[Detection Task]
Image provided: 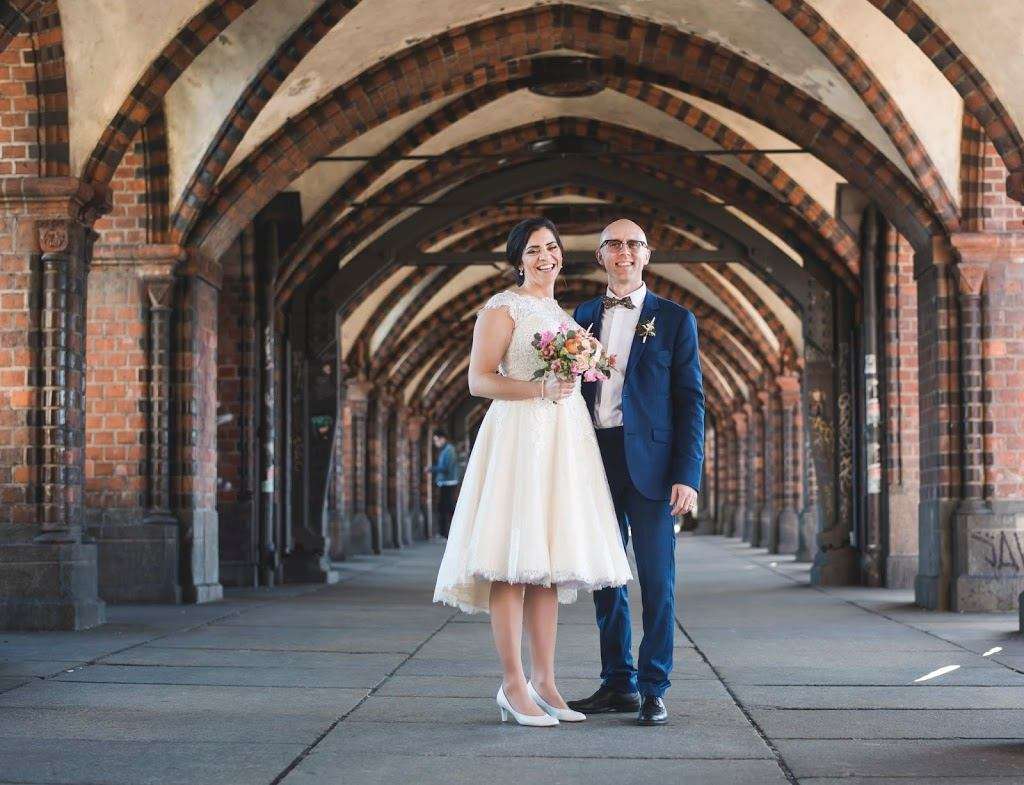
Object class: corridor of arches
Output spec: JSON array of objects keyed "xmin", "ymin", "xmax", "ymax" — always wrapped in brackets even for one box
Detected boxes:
[{"xmin": 1, "ymin": 0, "xmax": 1023, "ymax": 631}]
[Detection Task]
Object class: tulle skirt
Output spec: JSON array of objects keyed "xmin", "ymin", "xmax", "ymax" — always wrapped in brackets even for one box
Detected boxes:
[{"xmin": 433, "ymin": 391, "xmax": 632, "ymax": 614}]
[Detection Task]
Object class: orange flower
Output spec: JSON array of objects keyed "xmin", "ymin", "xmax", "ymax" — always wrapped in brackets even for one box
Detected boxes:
[{"xmin": 563, "ymin": 337, "xmax": 582, "ymax": 355}]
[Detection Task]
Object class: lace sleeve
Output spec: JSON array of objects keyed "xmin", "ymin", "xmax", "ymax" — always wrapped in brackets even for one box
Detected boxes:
[{"xmin": 480, "ymin": 290, "xmax": 519, "ymax": 324}]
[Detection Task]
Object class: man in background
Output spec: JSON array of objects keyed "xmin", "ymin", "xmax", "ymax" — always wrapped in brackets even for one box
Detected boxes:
[{"xmin": 426, "ymin": 430, "xmax": 459, "ymax": 539}]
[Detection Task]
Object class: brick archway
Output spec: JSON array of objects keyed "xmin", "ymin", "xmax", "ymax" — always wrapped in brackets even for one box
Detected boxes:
[
  {"xmin": 181, "ymin": 4, "xmax": 945, "ymax": 261},
  {"xmin": 277, "ymin": 78, "xmax": 860, "ymax": 300},
  {"xmin": 277, "ymin": 120, "xmax": 853, "ymax": 308}
]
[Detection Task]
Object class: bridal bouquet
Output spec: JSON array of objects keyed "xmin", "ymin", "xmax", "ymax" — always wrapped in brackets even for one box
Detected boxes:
[{"xmin": 531, "ymin": 322, "xmax": 617, "ymax": 386}]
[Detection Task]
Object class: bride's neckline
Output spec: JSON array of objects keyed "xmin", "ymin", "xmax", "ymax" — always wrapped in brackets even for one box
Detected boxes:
[{"xmin": 513, "ymin": 289, "xmax": 557, "ymax": 303}]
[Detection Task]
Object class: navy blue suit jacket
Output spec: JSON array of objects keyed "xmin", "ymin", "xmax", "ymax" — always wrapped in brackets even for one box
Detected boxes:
[{"xmin": 574, "ymin": 290, "xmax": 705, "ymax": 501}]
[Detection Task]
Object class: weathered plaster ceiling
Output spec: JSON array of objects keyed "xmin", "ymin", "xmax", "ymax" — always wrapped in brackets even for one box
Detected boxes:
[
  {"xmin": 918, "ymin": 0, "xmax": 1024, "ymax": 139},
  {"xmin": 62, "ymin": 0, "xmax": 211, "ymax": 173},
  {"xmin": 214, "ymin": 0, "xmax": 908, "ymax": 183}
]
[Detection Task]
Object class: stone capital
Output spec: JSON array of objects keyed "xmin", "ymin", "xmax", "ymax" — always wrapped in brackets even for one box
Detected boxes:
[
  {"xmin": 0, "ymin": 177, "xmax": 110, "ymax": 228},
  {"xmin": 731, "ymin": 411, "xmax": 748, "ymax": 436},
  {"xmin": 178, "ymin": 247, "xmax": 223, "ymax": 291},
  {"xmin": 344, "ymin": 378, "xmax": 374, "ymax": 402},
  {"xmin": 92, "ymin": 243, "xmax": 187, "ymax": 279},
  {"xmin": 776, "ymin": 374, "xmax": 801, "ymax": 407},
  {"xmin": 952, "ymin": 262, "xmax": 986, "ymax": 297},
  {"xmin": 951, "ymin": 231, "xmax": 1024, "ymax": 265}
]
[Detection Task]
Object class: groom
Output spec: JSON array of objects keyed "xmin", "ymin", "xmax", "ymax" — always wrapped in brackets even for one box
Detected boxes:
[{"xmin": 568, "ymin": 219, "xmax": 705, "ymax": 725}]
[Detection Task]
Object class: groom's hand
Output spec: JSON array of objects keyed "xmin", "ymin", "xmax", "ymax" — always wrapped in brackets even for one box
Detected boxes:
[{"xmin": 670, "ymin": 484, "xmax": 697, "ymax": 516}]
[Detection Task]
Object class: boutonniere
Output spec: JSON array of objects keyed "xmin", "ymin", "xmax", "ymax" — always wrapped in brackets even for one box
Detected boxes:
[{"xmin": 636, "ymin": 316, "xmax": 656, "ymax": 343}]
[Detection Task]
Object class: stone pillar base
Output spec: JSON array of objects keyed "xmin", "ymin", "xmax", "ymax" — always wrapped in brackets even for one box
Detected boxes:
[
  {"xmin": 694, "ymin": 514, "xmax": 715, "ymax": 535},
  {"xmin": 742, "ymin": 511, "xmax": 756, "ymax": 543},
  {"xmin": 345, "ymin": 512, "xmax": 374, "ymax": 555},
  {"xmin": 179, "ymin": 509, "xmax": 223, "ymax": 604},
  {"xmin": 885, "ymin": 554, "xmax": 918, "ymax": 590},
  {"xmin": 776, "ymin": 509, "xmax": 800, "ymax": 555},
  {"xmin": 795, "ymin": 508, "xmax": 817, "ymax": 562},
  {"xmin": 951, "ymin": 505, "xmax": 1024, "ymax": 612},
  {"xmin": 282, "ymin": 549, "xmax": 341, "ymax": 585},
  {"xmin": 0, "ymin": 541, "xmax": 106, "ymax": 631},
  {"xmin": 811, "ymin": 545, "xmax": 859, "ymax": 585},
  {"xmin": 757, "ymin": 509, "xmax": 774, "ymax": 550},
  {"xmin": 728, "ymin": 506, "xmax": 743, "ymax": 538},
  {"xmin": 87, "ymin": 519, "xmax": 180, "ymax": 604}
]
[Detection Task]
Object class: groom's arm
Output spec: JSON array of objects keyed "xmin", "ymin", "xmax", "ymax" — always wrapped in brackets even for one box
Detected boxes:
[{"xmin": 670, "ymin": 308, "xmax": 705, "ymax": 491}]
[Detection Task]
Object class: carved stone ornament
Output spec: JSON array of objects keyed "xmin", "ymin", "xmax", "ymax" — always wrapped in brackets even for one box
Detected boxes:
[{"xmin": 37, "ymin": 220, "xmax": 70, "ymax": 254}]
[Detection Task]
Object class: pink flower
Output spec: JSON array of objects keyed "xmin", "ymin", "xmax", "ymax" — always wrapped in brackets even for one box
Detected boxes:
[
  {"xmin": 583, "ymin": 369, "xmax": 600, "ymax": 382},
  {"xmin": 538, "ymin": 330, "xmax": 555, "ymax": 348}
]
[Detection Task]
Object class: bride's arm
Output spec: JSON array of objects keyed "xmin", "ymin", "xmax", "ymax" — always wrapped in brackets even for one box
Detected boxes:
[{"xmin": 467, "ymin": 308, "xmax": 572, "ymax": 401}]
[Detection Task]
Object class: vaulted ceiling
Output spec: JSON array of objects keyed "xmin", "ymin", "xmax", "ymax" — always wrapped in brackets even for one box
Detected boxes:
[{"xmin": 42, "ymin": 0, "xmax": 1024, "ymax": 422}]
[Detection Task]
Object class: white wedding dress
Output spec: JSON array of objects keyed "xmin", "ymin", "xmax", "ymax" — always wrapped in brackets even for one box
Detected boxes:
[{"xmin": 433, "ymin": 289, "xmax": 632, "ymax": 614}]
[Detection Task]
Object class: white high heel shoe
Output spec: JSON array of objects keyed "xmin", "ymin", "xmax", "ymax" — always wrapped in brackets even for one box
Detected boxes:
[
  {"xmin": 528, "ymin": 681, "xmax": 587, "ymax": 722},
  {"xmin": 496, "ymin": 684, "xmax": 558, "ymax": 727}
]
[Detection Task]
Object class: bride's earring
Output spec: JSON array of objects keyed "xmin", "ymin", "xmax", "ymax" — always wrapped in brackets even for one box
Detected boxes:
[{"xmin": 516, "ymin": 266, "xmax": 525, "ymax": 286}]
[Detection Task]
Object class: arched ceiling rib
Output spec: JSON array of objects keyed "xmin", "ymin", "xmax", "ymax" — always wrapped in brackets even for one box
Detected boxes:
[{"xmin": 215, "ymin": 0, "xmax": 910, "ymax": 182}]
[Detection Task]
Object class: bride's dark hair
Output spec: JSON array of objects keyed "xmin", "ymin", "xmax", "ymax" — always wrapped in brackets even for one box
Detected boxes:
[{"xmin": 505, "ymin": 217, "xmax": 564, "ymax": 287}]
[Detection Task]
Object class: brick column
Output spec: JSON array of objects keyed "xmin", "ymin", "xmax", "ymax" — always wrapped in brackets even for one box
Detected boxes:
[
  {"xmin": 742, "ymin": 404, "xmax": 759, "ymax": 544},
  {"xmin": 407, "ymin": 415, "xmax": 427, "ymax": 540},
  {"xmin": 343, "ymin": 379, "xmax": 373, "ymax": 554},
  {"xmin": 796, "ymin": 422, "xmax": 819, "ymax": 564},
  {"xmin": 946, "ymin": 233, "xmax": 1024, "ymax": 612},
  {"xmin": 172, "ymin": 254, "xmax": 223, "ymax": 604},
  {"xmin": 730, "ymin": 411, "xmax": 747, "ymax": 539},
  {"xmin": 756, "ymin": 389, "xmax": 775, "ymax": 550},
  {"xmin": 694, "ymin": 420, "xmax": 716, "ymax": 535},
  {"xmin": 776, "ymin": 375, "xmax": 802, "ymax": 554},
  {"xmin": 0, "ymin": 178, "xmax": 107, "ymax": 629},
  {"xmin": 715, "ymin": 426, "xmax": 732, "ymax": 536}
]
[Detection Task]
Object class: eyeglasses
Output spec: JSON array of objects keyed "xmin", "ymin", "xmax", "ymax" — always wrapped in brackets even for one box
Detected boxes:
[{"xmin": 599, "ymin": 239, "xmax": 651, "ymax": 253}]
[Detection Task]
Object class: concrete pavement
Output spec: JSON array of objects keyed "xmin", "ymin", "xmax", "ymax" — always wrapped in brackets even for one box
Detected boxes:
[{"xmin": 2, "ymin": 536, "xmax": 1024, "ymax": 784}]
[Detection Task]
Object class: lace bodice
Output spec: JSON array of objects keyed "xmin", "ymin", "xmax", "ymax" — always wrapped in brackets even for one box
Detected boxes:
[{"xmin": 480, "ymin": 290, "xmax": 579, "ymax": 381}]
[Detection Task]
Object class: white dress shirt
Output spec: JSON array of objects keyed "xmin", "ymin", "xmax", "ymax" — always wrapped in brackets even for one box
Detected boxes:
[{"xmin": 594, "ymin": 283, "xmax": 646, "ymax": 429}]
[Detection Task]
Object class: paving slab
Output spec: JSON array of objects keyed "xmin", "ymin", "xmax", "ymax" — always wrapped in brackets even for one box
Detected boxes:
[
  {"xmin": 730, "ymin": 684, "xmax": 1024, "ymax": 709},
  {"xmin": 774, "ymin": 739, "xmax": 1024, "ymax": 778},
  {"xmin": 50, "ymin": 663, "xmax": 390, "ymax": 689},
  {"xmin": 0, "ymin": 680, "xmax": 366, "ymax": 717},
  {"xmin": 750, "ymin": 708, "xmax": 1024, "ymax": 739},
  {"xmin": 151, "ymin": 625, "xmax": 428, "ymax": 653},
  {"xmin": 313, "ymin": 717, "xmax": 771, "ymax": 760},
  {"xmin": 282, "ymin": 753, "xmax": 790, "ymax": 785},
  {"xmin": 0, "ymin": 738, "xmax": 304, "ymax": 785},
  {"xmin": 0, "ymin": 706, "xmax": 334, "ymax": 742}
]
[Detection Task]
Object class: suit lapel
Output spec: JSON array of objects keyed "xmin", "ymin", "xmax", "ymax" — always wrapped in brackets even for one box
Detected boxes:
[
  {"xmin": 580, "ymin": 297, "xmax": 604, "ymax": 415},
  {"xmin": 624, "ymin": 290, "xmax": 660, "ymax": 381}
]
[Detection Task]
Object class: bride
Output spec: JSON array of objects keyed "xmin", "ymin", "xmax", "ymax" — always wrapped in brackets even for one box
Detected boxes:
[{"xmin": 433, "ymin": 217, "xmax": 632, "ymax": 727}]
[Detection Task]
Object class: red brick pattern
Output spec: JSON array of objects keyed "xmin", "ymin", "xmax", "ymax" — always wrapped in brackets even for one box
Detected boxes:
[
  {"xmin": 0, "ymin": 32, "xmax": 39, "ymax": 177},
  {"xmin": 83, "ymin": 268, "xmax": 147, "ymax": 513},
  {"xmin": 0, "ymin": 212, "xmax": 36, "ymax": 525},
  {"xmin": 982, "ymin": 261, "xmax": 1024, "ymax": 498},
  {"xmin": 882, "ymin": 230, "xmax": 919, "ymax": 491}
]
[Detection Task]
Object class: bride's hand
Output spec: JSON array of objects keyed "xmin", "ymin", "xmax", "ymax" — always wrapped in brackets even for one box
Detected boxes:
[{"xmin": 540, "ymin": 376, "xmax": 575, "ymax": 401}]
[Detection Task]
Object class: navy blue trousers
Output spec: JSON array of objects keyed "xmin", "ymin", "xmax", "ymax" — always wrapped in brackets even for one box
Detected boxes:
[{"xmin": 593, "ymin": 426, "xmax": 677, "ymax": 698}]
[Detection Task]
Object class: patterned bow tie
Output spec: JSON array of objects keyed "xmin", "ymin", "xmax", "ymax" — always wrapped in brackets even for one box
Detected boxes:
[{"xmin": 602, "ymin": 295, "xmax": 636, "ymax": 310}]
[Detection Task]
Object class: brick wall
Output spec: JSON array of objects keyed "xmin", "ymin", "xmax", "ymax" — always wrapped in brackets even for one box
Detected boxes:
[
  {"xmin": 83, "ymin": 268, "xmax": 147, "ymax": 519},
  {"xmin": 882, "ymin": 229, "xmax": 920, "ymax": 587},
  {"xmin": 981, "ymin": 260, "xmax": 1024, "ymax": 499},
  {"xmin": 0, "ymin": 212, "xmax": 35, "ymax": 530},
  {"xmin": 0, "ymin": 33, "xmax": 39, "ymax": 177}
]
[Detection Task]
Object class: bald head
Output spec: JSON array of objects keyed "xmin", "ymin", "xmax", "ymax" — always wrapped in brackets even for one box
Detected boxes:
[
  {"xmin": 597, "ymin": 218, "xmax": 651, "ymax": 295},
  {"xmin": 600, "ymin": 219, "xmax": 647, "ymax": 245}
]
